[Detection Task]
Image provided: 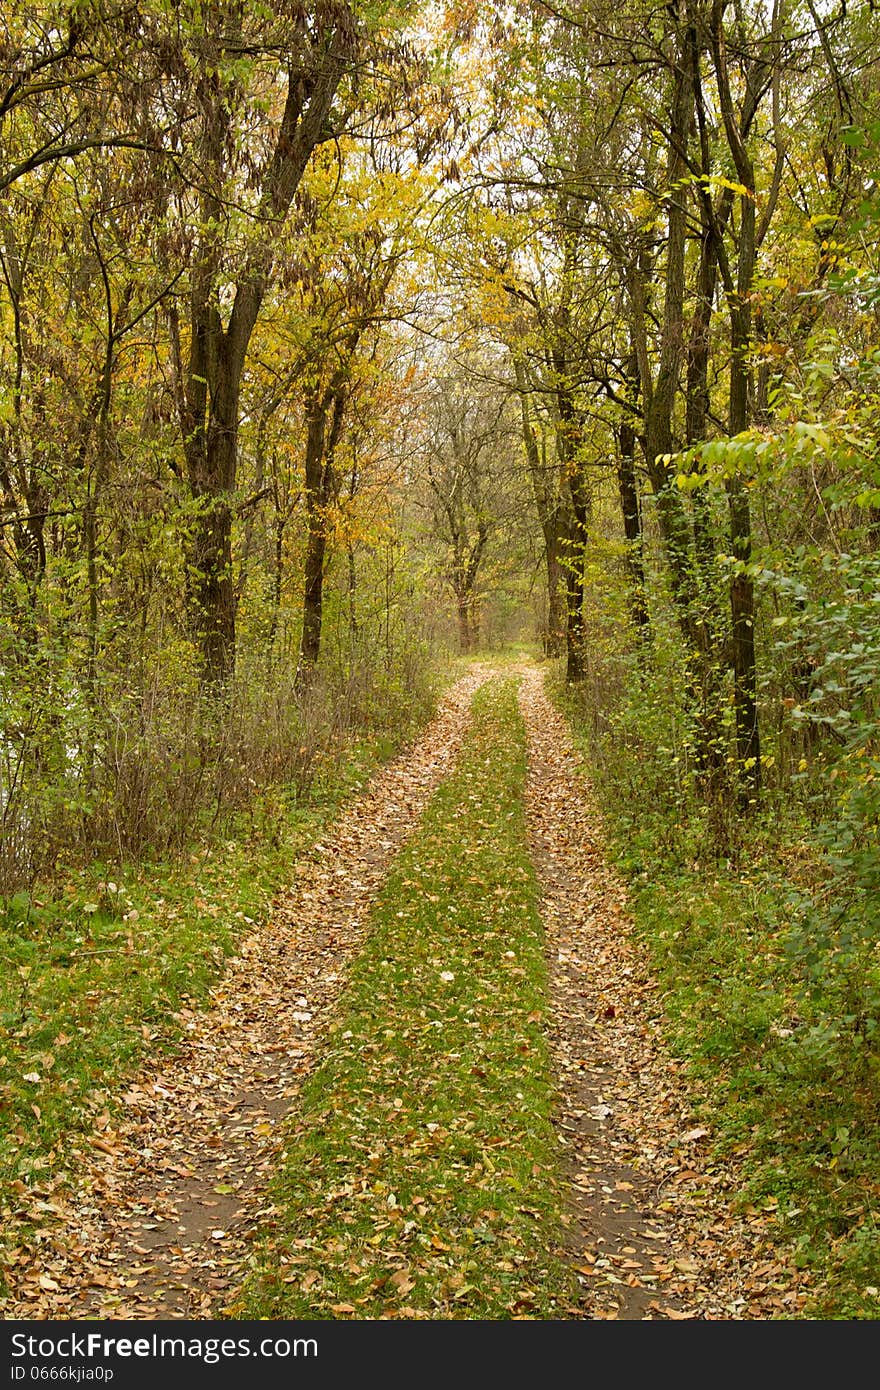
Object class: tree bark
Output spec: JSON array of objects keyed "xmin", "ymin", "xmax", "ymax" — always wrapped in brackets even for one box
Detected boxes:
[
  {"xmin": 711, "ymin": 0, "xmax": 762, "ymax": 799},
  {"xmin": 513, "ymin": 355, "xmax": 569, "ymax": 657},
  {"xmin": 552, "ymin": 349, "xmax": 589, "ymax": 683},
  {"xmin": 172, "ymin": 10, "xmax": 354, "ymax": 683},
  {"xmin": 297, "ymin": 385, "xmax": 346, "ymax": 685},
  {"xmin": 617, "ymin": 417, "xmax": 649, "ymax": 637},
  {"xmin": 456, "ymin": 597, "xmax": 473, "ymax": 653},
  {"xmin": 451, "ymin": 519, "xmax": 489, "ymax": 655}
]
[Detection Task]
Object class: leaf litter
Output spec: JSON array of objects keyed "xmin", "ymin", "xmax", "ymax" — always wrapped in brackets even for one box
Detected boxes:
[
  {"xmin": 236, "ymin": 676, "xmax": 576, "ymax": 1320},
  {"xmin": 1, "ymin": 661, "xmax": 814, "ymax": 1320},
  {"xmin": 0, "ymin": 668, "xmax": 491, "ymax": 1319},
  {"xmin": 518, "ymin": 666, "xmax": 813, "ymax": 1319}
]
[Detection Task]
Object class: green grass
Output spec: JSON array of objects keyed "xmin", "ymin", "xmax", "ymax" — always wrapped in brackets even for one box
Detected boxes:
[
  {"xmin": 0, "ymin": 736, "xmax": 395, "ymax": 1287},
  {"xmin": 553, "ymin": 677, "xmax": 880, "ymax": 1320},
  {"xmin": 619, "ymin": 859, "xmax": 880, "ymax": 1318},
  {"xmin": 238, "ymin": 678, "xmax": 580, "ymax": 1320}
]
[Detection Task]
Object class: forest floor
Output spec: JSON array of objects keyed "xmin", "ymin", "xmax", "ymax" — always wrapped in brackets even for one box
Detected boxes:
[{"xmin": 0, "ymin": 663, "xmax": 815, "ymax": 1320}]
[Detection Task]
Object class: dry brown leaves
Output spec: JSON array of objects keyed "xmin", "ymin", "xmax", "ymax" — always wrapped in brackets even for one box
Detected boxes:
[
  {"xmin": 3, "ymin": 662, "xmax": 813, "ymax": 1322},
  {"xmin": 519, "ymin": 666, "xmax": 812, "ymax": 1320},
  {"xmin": 1, "ymin": 667, "xmax": 491, "ymax": 1320}
]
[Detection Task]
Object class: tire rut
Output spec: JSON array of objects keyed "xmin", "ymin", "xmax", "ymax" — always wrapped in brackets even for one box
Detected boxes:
[
  {"xmin": 519, "ymin": 665, "xmax": 809, "ymax": 1320},
  {"xmin": 2, "ymin": 667, "xmax": 491, "ymax": 1319}
]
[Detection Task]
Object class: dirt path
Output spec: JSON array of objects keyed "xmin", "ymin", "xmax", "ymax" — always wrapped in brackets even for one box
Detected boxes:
[
  {"xmin": 4, "ymin": 662, "xmax": 812, "ymax": 1320},
  {"xmin": 3, "ymin": 668, "xmax": 490, "ymax": 1319},
  {"xmin": 519, "ymin": 666, "xmax": 811, "ymax": 1319}
]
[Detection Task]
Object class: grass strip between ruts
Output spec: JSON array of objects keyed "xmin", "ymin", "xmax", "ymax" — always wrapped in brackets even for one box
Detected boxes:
[{"xmin": 239, "ymin": 677, "xmax": 579, "ymax": 1319}]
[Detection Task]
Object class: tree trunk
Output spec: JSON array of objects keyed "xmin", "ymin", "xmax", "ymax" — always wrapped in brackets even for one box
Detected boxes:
[
  {"xmin": 185, "ymin": 340, "xmax": 239, "ymax": 683},
  {"xmin": 564, "ymin": 559, "xmax": 585, "ymax": 683},
  {"xmin": 267, "ymin": 513, "xmax": 285, "ymax": 649},
  {"xmin": 630, "ymin": 12, "xmax": 694, "ymax": 639},
  {"xmin": 0, "ymin": 261, "xmax": 46, "ymax": 619},
  {"xmin": 513, "ymin": 354, "xmax": 569, "ymax": 658},
  {"xmin": 552, "ymin": 351, "xmax": 590, "ymax": 683},
  {"xmin": 170, "ymin": 13, "xmax": 353, "ymax": 684},
  {"xmin": 727, "ymin": 475, "xmax": 760, "ymax": 795},
  {"xmin": 682, "ymin": 190, "xmax": 731, "ymax": 793},
  {"xmin": 711, "ymin": 0, "xmax": 762, "ymax": 799},
  {"xmin": 296, "ymin": 385, "xmax": 346, "ymax": 687},
  {"xmin": 546, "ymin": 544, "xmax": 567, "ymax": 657},
  {"xmin": 456, "ymin": 596, "xmax": 472, "ymax": 653},
  {"xmin": 299, "ymin": 522, "xmax": 326, "ymax": 674},
  {"xmin": 617, "ymin": 418, "xmax": 649, "ymax": 636}
]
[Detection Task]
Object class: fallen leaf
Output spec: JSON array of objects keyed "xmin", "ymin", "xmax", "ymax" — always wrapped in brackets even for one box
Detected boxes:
[{"xmin": 682, "ymin": 1127, "xmax": 710, "ymax": 1143}]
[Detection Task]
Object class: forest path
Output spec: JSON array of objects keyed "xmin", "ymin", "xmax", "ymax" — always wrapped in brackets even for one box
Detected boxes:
[
  {"xmin": 5, "ymin": 662, "xmax": 808, "ymax": 1319},
  {"xmin": 5, "ymin": 667, "xmax": 492, "ymax": 1318},
  {"xmin": 519, "ymin": 667, "xmax": 808, "ymax": 1318}
]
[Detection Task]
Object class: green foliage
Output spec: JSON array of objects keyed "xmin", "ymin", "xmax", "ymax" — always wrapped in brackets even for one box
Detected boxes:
[
  {"xmin": 770, "ymin": 552, "xmax": 880, "ymax": 741},
  {"xmin": 777, "ymin": 569, "xmax": 880, "ymax": 1062}
]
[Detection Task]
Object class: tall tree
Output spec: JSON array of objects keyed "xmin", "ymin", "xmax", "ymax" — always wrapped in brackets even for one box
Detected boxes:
[{"xmin": 166, "ymin": 1, "xmax": 358, "ymax": 681}]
